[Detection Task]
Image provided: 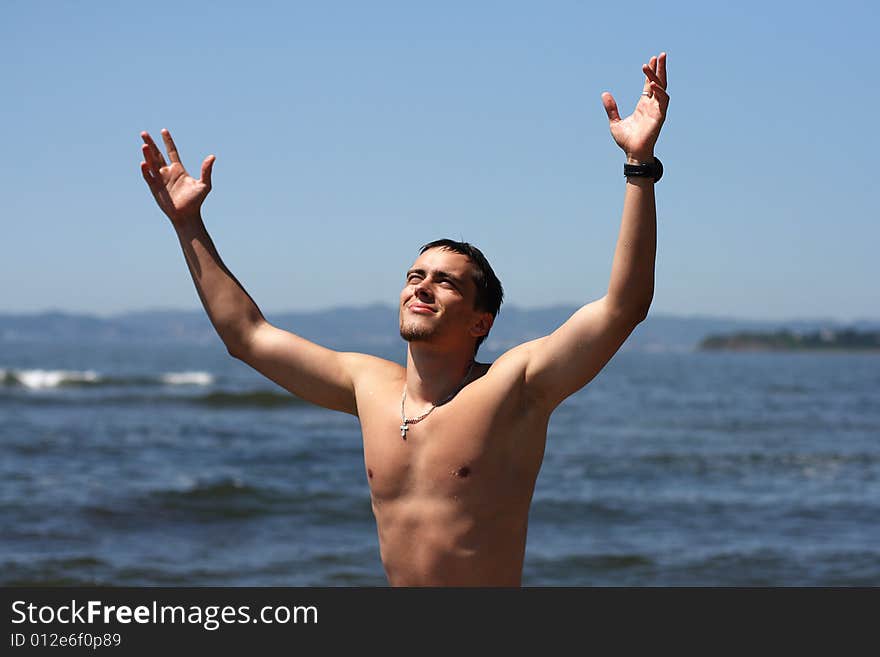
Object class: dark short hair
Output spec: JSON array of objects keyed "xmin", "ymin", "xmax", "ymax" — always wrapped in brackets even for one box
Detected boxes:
[{"xmin": 419, "ymin": 239, "xmax": 504, "ymax": 354}]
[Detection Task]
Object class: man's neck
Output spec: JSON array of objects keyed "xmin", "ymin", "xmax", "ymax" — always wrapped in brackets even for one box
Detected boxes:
[{"xmin": 404, "ymin": 343, "xmax": 477, "ymax": 410}]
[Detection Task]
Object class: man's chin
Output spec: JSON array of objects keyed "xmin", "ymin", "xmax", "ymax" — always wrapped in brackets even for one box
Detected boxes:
[{"xmin": 399, "ymin": 322, "xmax": 435, "ymax": 342}]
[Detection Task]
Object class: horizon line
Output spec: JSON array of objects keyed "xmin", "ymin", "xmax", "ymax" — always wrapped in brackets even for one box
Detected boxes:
[{"xmin": 1, "ymin": 305, "xmax": 878, "ymax": 326}]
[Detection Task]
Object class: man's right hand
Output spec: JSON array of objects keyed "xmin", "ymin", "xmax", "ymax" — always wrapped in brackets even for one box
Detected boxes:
[{"xmin": 140, "ymin": 129, "xmax": 215, "ymax": 225}]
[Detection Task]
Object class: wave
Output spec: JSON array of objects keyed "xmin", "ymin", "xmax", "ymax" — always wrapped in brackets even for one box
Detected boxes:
[
  {"xmin": 1, "ymin": 368, "xmax": 100, "ymax": 389},
  {"xmin": 533, "ymin": 552, "xmax": 654, "ymax": 570},
  {"xmin": 637, "ymin": 451, "xmax": 880, "ymax": 469},
  {"xmin": 83, "ymin": 478, "xmax": 368, "ymax": 524},
  {"xmin": 0, "ymin": 368, "xmax": 214, "ymax": 389},
  {"xmin": 526, "ymin": 552, "xmax": 655, "ymax": 584},
  {"xmin": 0, "ymin": 388, "xmax": 307, "ymax": 409},
  {"xmin": 203, "ymin": 389, "xmax": 305, "ymax": 408},
  {"xmin": 0, "ymin": 367, "xmax": 311, "ymax": 408},
  {"xmin": 193, "ymin": 391, "xmax": 305, "ymax": 408},
  {"xmin": 0, "ymin": 556, "xmax": 111, "ymax": 586},
  {"xmin": 531, "ymin": 497, "xmax": 641, "ymax": 522},
  {"xmin": 161, "ymin": 371, "xmax": 214, "ymax": 386}
]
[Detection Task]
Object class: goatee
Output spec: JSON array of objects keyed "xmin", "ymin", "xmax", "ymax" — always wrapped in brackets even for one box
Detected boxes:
[{"xmin": 399, "ymin": 321, "xmax": 435, "ymax": 342}]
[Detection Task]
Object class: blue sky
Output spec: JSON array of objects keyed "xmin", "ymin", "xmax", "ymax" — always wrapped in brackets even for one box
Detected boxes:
[{"xmin": 2, "ymin": 0, "xmax": 877, "ymax": 321}]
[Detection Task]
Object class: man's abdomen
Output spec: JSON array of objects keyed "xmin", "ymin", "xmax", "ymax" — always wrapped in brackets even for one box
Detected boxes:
[{"xmin": 373, "ymin": 496, "xmax": 529, "ymax": 586}]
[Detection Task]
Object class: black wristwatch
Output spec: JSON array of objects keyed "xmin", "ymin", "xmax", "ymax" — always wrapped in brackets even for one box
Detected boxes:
[{"xmin": 624, "ymin": 156, "xmax": 663, "ymax": 183}]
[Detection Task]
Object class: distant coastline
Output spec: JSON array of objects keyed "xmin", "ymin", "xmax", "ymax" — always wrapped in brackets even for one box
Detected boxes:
[
  {"xmin": 699, "ymin": 329, "xmax": 880, "ymax": 352},
  {"xmin": 2, "ymin": 309, "xmax": 880, "ymax": 354}
]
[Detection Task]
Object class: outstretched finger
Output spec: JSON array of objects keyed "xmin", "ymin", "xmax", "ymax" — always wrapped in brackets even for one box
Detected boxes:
[
  {"xmin": 161, "ymin": 129, "xmax": 181, "ymax": 164},
  {"xmin": 141, "ymin": 131, "xmax": 167, "ymax": 168},
  {"xmin": 657, "ymin": 52, "xmax": 668, "ymax": 89},
  {"xmin": 601, "ymin": 92, "xmax": 621, "ymax": 123},
  {"xmin": 642, "ymin": 64, "xmax": 663, "ymax": 89},
  {"xmin": 140, "ymin": 161, "xmax": 156, "ymax": 186},
  {"xmin": 141, "ymin": 161, "xmax": 174, "ymax": 212},
  {"xmin": 200, "ymin": 155, "xmax": 216, "ymax": 189},
  {"xmin": 141, "ymin": 161, "xmax": 162, "ymax": 197},
  {"xmin": 142, "ymin": 144, "xmax": 162, "ymax": 176},
  {"xmin": 642, "ymin": 56, "xmax": 657, "ymax": 96},
  {"xmin": 650, "ymin": 81, "xmax": 670, "ymax": 111}
]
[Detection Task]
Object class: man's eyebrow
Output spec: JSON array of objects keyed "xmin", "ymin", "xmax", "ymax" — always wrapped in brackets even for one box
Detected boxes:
[
  {"xmin": 435, "ymin": 270, "xmax": 464, "ymax": 285},
  {"xmin": 406, "ymin": 268, "xmax": 465, "ymax": 285}
]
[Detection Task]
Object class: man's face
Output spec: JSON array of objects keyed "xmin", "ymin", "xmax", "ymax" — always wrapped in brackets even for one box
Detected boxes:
[{"xmin": 399, "ymin": 248, "xmax": 487, "ymax": 347}]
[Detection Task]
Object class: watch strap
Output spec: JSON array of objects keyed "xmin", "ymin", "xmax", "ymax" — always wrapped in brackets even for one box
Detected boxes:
[{"xmin": 623, "ymin": 155, "xmax": 663, "ymax": 182}]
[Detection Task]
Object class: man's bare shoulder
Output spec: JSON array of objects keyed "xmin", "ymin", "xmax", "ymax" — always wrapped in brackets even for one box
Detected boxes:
[
  {"xmin": 485, "ymin": 337, "xmax": 547, "ymax": 377},
  {"xmin": 339, "ymin": 352, "xmax": 404, "ymax": 385},
  {"xmin": 475, "ymin": 338, "xmax": 550, "ymax": 408},
  {"xmin": 339, "ymin": 352, "xmax": 403, "ymax": 418}
]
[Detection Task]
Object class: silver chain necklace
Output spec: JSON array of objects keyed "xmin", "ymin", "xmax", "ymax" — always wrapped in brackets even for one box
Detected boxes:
[{"xmin": 399, "ymin": 360, "xmax": 475, "ymax": 439}]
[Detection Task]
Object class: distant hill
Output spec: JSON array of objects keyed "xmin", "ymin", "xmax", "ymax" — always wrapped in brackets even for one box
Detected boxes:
[
  {"xmin": 699, "ymin": 328, "xmax": 880, "ymax": 351},
  {"xmin": 2, "ymin": 306, "xmax": 878, "ymax": 355}
]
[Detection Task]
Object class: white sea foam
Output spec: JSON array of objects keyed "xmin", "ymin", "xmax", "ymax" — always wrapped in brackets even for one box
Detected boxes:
[
  {"xmin": 13, "ymin": 369, "xmax": 100, "ymax": 389},
  {"xmin": 160, "ymin": 371, "xmax": 214, "ymax": 386}
]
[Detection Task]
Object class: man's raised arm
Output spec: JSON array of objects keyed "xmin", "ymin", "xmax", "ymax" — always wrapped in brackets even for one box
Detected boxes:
[
  {"xmin": 521, "ymin": 52, "xmax": 669, "ymax": 411},
  {"xmin": 139, "ymin": 129, "xmax": 364, "ymax": 416}
]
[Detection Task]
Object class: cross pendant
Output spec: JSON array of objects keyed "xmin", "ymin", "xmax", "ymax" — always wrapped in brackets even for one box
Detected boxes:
[{"xmin": 400, "ymin": 423, "xmax": 409, "ymax": 439}]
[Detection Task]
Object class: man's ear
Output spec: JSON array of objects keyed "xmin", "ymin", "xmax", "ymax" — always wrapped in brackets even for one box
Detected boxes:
[{"xmin": 469, "ymin": 312, "xmax": 494, "ymax": 338}]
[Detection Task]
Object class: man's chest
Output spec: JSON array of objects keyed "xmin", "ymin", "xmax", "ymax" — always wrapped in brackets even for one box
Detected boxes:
[{"xmin": 355, "ymin": 383, "xmax": 547, "ymax": 503}]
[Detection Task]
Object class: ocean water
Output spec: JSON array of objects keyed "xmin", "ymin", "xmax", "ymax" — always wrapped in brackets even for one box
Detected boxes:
[{"xmin": 1, "ymin": 339, "xmax": 878, "ymax": 586}]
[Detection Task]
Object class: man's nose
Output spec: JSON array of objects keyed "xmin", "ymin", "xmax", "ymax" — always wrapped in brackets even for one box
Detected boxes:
[{"xmin": 414, "ymin": 279, "xmax": 433, "ymax": 300}]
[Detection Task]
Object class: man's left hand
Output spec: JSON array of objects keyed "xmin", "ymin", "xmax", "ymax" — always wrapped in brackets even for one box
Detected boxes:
[{"xmin": 602, "ymin": 52, "xmax": 669, "ymax": 163}]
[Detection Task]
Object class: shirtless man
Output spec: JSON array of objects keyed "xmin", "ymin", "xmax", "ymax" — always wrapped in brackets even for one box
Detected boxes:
[{"xmin": 139, "ymin": 53, "xmax": 668, "ymax": 586}]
